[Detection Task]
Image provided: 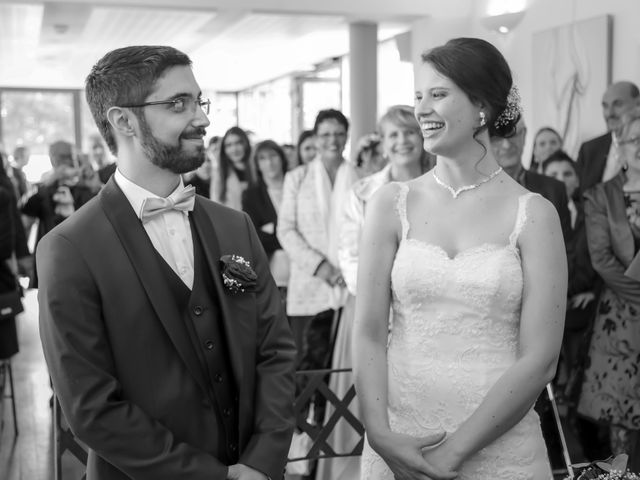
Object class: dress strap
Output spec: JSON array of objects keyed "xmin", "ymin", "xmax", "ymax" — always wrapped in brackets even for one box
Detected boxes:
[
  {"xmin": 509, "ymin": 192, "xmax": 539, "ymax": 248},
  {"xmin": 394, "ymin": 182, "xmax": 411, "ymax": 240}
]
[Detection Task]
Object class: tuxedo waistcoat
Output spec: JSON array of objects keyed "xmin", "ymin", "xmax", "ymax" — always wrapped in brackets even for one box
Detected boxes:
[{"xmin": 153, "ymin": 217, "xmax": 240, "ymax": 464}]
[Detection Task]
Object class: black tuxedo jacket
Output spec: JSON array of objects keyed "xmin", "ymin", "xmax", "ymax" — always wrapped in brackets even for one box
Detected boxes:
[
  {"xmin": 242, "ymin": 183, "xmax": 281, "ymax": 258},
  {"xmin": 576, "ymin": 133, "xmax": 611, "ymax": 192},
  {"xmin": 37, "ymin": 178, "xmax": 296, "ymax": 480},
  {"xmin": 520, "ymin": 169, "xmax": 572, "ymax": 243}
]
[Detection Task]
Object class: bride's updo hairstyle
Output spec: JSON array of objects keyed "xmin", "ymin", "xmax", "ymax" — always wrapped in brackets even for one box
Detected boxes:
[{"xmin": 421, "ymin": 37, "xmax": 521, "ymax": 138}]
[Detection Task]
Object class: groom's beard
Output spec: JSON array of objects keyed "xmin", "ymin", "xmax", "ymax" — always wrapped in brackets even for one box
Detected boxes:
[{"xmin": 139, "ymin": 120, "xmax": 206, "ymax": 174}]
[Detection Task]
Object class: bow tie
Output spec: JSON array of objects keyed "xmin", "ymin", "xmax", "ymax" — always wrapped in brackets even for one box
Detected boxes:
[{"xmin": 140, "ymin": 185, "xmax": 196, "ymax": 223}]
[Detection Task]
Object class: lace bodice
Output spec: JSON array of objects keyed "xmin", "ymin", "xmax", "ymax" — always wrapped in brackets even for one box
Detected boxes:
[{"xmin": 360, "ymin": 183, "xmax": 552, "ymax": 480}]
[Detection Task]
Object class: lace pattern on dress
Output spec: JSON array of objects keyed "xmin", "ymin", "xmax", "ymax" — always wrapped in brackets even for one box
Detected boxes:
[
  {"xmin": 508, "ymin": 192, "xmax": 539, "ymax": 250},
  {"xmin": 394, "ymin": 182, "xmax": 410, "ymax": 240}
]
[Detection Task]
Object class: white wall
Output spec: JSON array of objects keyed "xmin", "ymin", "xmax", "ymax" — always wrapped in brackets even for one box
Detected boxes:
[{"xmin": 410, "ymin": 0, "xmax": 640, "ymax": 165}]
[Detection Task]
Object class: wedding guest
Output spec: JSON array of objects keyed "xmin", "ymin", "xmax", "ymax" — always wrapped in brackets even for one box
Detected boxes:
[
  {"xmin": 530, "ymin": 127, "xmax": 562, "ymax": 173},
  {"xmin": 578, "ymin": 113, "xmax": 640, "ymax": 469},
  {"xmin": 9, "ymin": 146, "xmax": 29, "ymax": 200},
  {"xmin": 0, "ymin": 151, "xmax": 28, "ymax": 362},
  {"xmin": 184, "ymin": 154, "xmax": 212, "ymax": 197},
  {"xmin": 277, "ymin": 109, "xmax": 353, "ymax": 366},
  {"xmin": 210, "ymin": 126, "xmax": 254, "ymax": 210},
  {"xmin": 577, "ymin": 81, "xmax": 640, "ymax": 192},
  {"xmin": 316, "ymin": 105, "xmax": 429, "ymax": 480},
  {"xmin": 296, "ymin": 130, "xmax": 316, "ymax": 167},
  {"xmin": 281, "ymin": 143, "xmax": 297, "ymax": 171},
  {"xmin": 21, "ymin": 140, "xmax": 95, "ymax": 287},
  {"xmin": 242, "ymin": 140, "xmax": 289, "ymax": 296},
  {"xmin": 353, "ymin": 133, "xmax": 386, "ymax": 178},
  {"xmin": 542, "ymin": 151, "xmax": 599, "ymax": 407}
]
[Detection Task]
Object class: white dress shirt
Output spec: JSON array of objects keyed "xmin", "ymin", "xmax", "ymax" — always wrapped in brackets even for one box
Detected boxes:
[{"xmin": 114, "ymin": 169, "xmax": 195, "ymax": 289}]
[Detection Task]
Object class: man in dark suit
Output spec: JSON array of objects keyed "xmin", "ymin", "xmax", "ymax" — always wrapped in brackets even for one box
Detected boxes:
[
  {"xmin": 491, "ymin": 118, "xmax": 571, "ymax": 240},
  {"xmin": 576, "ymin": 81, "xmax": 640, "ymax": 192},
  {"xmin": 37, "ymin": 46, "xmax": 296, "ymax": 480}
]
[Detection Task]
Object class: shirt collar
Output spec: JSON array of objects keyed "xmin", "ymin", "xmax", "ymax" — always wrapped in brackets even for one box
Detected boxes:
[{"xmin": 114, "ymin": 168, "xmax": 187, "ymax": 220}]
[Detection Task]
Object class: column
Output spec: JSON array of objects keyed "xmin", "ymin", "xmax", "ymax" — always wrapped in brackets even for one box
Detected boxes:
[{"xmin": 349, "ymin": 22, "xmax": 378, "ymax": 161}]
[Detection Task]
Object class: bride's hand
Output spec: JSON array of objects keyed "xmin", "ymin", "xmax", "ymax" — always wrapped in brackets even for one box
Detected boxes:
[
  {"xmin": 421, "ymin": 438, "xmax": 463, "ymax": 478},
  {"xmin": 372, "ymin": 430, "xmax": 457, "ymax": 480}
]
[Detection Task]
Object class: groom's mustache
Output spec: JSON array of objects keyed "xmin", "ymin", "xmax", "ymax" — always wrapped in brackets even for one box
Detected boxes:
[{"xmin": 181, "ymin": 128, "xmax": 207, "ymax": 140}]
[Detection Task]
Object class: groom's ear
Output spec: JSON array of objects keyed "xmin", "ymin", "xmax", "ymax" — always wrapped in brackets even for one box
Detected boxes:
[{"xmin": 107, "ymin": 106, "xmax": 137, "ymax": 138}]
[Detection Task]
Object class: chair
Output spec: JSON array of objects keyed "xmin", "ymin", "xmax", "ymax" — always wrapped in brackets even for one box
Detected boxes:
[{"xmin": 0, "ymin": 359, "xmax": 18, "ymax": 436}]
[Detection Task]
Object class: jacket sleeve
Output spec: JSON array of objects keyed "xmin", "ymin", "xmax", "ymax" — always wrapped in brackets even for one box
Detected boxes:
[
  {"xmin": 584, "ymin": 187, "xmax": 640, "ymax": 304},
  {"xmin": 276, "ymin": 167, "xmax": 326, "ymax": 274},
  {"xmin": 37, "ymin": 232, "xmax": 229, "ymax": 480},
  {"xmin": 239, "ymin": 213, "xmax": 296, "ymax": 480},
  {"xmin": 338, "ymin": 188, "xmax": 364, "ymax": 296}
]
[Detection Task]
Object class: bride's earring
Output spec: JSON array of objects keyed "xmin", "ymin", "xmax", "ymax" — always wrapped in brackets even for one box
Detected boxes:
[{"xmin": 479, "ymin": 111, "xmax": 486, "ymax": 127}]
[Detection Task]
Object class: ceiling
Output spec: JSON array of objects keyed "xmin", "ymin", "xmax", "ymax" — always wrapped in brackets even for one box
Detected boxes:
[{"xmin": 0, "ymin": 0, "xmax": 448, "ymax": 91}]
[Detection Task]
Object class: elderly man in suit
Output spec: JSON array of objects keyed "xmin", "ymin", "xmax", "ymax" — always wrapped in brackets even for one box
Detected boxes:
[
  {"xmin": 37, "ymin": 45, "xmax": 296, "ymax": 480},
  {"xmin": 576, "ymin": 81, "xmax": 640, "ymax": 192},
  {"xmin": 491, "ymin": 118, "xmax": 571, "ymax": 240}
]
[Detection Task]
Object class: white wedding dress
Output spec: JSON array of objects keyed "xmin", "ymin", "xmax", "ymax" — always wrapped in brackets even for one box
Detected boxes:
[{"xmin": 360, "ymin": 184, "xmax": 552, "ymax": 480}]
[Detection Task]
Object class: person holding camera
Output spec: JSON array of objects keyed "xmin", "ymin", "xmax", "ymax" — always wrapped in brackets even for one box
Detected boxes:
[{"xmin": 21, "ymin": 140, "xmax": 96, "ymax": 287}]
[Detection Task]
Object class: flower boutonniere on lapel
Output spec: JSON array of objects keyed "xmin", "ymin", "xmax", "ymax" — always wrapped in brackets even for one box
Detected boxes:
[{"xmin": 220, "ymin": 255, "xmax": 258, "ymax": 293}]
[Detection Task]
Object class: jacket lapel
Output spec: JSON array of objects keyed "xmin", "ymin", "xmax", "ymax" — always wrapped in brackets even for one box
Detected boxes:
[
  {"xmin": 99, "ymin": 178, "xmax": 209, "ymax": 395},
  {"xmin": 191, "ymin": 199, "xmax": 246, "ymax": 388}
]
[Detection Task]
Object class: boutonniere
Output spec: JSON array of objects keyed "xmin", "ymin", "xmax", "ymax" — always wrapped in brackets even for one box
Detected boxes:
[{"xmin": 220, "ymin": 255, "xmax": 257, "ymax": 293}]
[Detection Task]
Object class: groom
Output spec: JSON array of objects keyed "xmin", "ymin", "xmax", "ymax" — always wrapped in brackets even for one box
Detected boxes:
[{"xmin": 37, "ymin": 46, "xmax": 296, "ymax": 480}]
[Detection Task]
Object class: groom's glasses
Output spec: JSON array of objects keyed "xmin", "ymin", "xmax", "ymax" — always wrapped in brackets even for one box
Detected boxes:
[{"xmin": 121, "ymin": 96, "xmax": 211, "ymax": 115}]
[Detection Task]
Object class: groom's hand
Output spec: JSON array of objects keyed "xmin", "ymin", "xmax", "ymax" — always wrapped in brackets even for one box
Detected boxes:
[{"xmin": 226, "ymin": 464, "xmax": 268, "ymax": 480}]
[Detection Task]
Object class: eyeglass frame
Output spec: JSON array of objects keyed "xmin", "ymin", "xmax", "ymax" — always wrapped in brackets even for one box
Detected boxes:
[{"xmin": 120, "ymin": 96, "xmax": 211, "ymax": 115}]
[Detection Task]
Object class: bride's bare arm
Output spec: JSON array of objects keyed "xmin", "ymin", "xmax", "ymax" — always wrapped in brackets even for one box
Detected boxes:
[
  {"xmin": 353, "ymin": 184, "xmax": 453, "ymax": 480},
  {"xmin": 429, "ymin": 194, "xmax": 567, "ymax": 468},
  {"xmin": 352, "ymin": 184, "xmax": 398, "ymax": 441}
]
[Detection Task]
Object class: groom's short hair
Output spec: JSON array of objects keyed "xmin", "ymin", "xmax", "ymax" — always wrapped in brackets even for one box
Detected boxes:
[{"xmin": 85, "ymin": 45, "xmax": 192, "ymax": 155}]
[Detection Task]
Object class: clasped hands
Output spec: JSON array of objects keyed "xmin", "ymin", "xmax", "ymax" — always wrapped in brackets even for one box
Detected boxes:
[{"xmin": 374, "ymin": 430, "xmax": 461, "ymax": 480}]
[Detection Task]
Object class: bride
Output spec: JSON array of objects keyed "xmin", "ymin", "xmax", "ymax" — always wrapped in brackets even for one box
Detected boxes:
[{"xmin": 352, "ymin": 37, "xmax": 567, "ymax": 480}]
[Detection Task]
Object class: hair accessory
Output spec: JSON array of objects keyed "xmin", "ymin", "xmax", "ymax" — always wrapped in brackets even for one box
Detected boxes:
[
  {"xmin": 479, "ymin": 111, "xmax": 487, "ymax": 127},
  {"xmin": 494, "ymin": 85, "xmax": 522, "ymax": 129}
]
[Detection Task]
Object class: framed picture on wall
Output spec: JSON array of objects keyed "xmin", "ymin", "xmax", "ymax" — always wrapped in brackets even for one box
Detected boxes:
[{"xmin": 532, "ymin": 15, "xmax": 612, "ymax": 159}]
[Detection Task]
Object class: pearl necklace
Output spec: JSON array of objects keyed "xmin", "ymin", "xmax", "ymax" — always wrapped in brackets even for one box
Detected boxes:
[{"xmin": 432, "ymin": 167, "xmax": 503, "ymax": 199}]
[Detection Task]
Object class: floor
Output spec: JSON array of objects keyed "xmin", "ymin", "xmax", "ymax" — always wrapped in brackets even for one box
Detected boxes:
[{"xmin": 0, "ymin": 289, "xmax": 590, "ymax": 480}]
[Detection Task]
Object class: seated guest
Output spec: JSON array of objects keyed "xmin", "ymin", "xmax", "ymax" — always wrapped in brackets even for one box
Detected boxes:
[
  {"xmin": 542, "ymin": 151, "xmax": 600, "ymax": 406},
  {"xmin": 242, "ymin": 140, "xmax": 289, "ymax": 293},
  {"xmin": 295, "ymin": 129, "xmax": 316, "ymax": 168},
  {"xmin": 577, "ymin": 81, "xmax": 640, "ymax": 192},
  {"xmin": 210, "ymin": 126, "xmax": 254, "ymax": 210},
  {"xmin": 578, "ymin": 113, "xmax": 640, "ymax": 469},
  {"xmin": 530, "ymin": 126, "xmax": 562, "ymax": 173}
]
